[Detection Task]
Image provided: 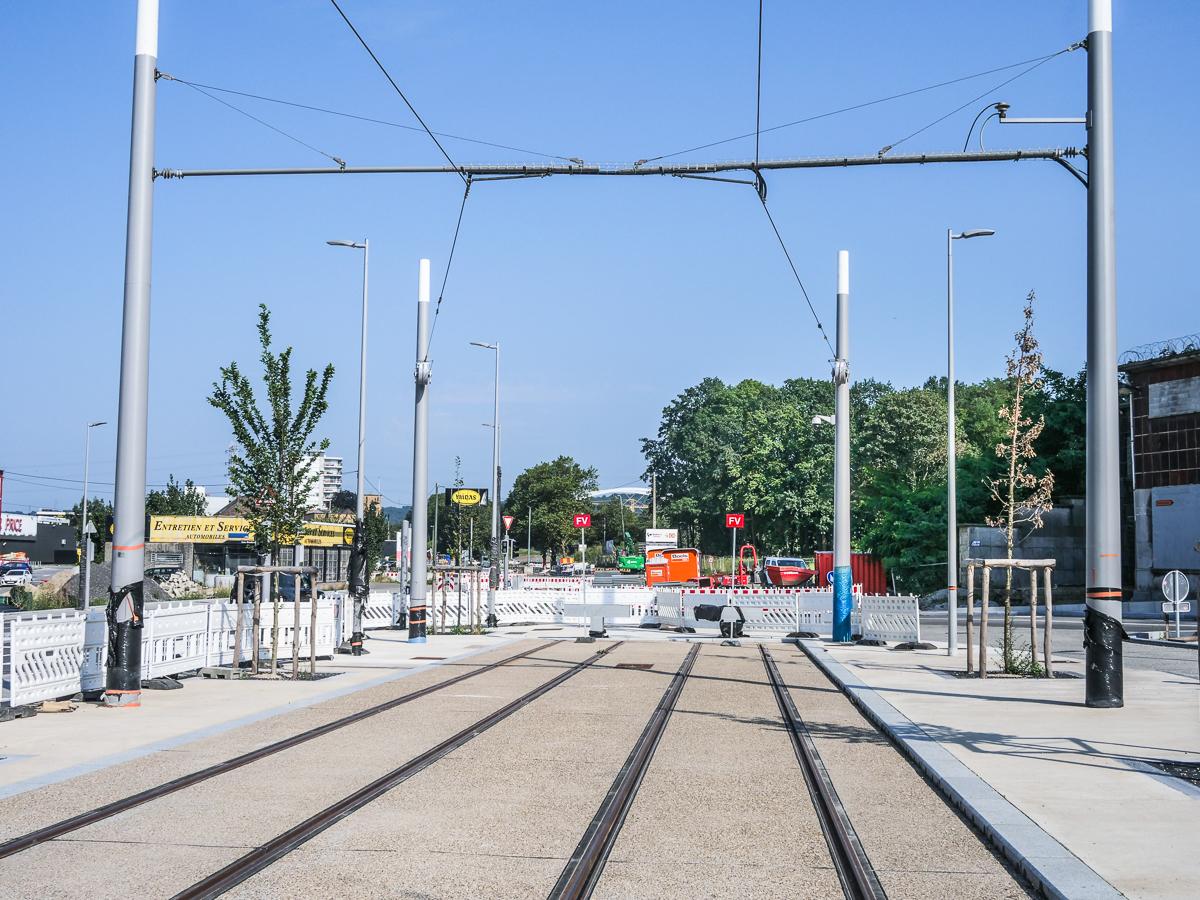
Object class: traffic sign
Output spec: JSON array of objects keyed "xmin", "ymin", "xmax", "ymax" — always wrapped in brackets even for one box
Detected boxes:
[
  {"xmin": 573, "ymin": 514, "xmax": 591, "ymax": 528},
  {"xmin": 1162, "ymin": 600, "xmax": 1191, "ymax": 614},
  {"xmin": 725, "ymin": 513, "xmax": 744, "ymax": 529},
  {"xmin": 1162, "ymin": 570, "xmax": 1191, "ymax": 604},
  {"xmin": 503, "ymin": 515, "xmax": 514, "ymax": 531}
]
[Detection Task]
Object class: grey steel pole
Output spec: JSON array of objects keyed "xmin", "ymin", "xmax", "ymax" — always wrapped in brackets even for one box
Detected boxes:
[
  {"xmin": 946, "ymin": 229, "xmax": 957, "ymax": 656},
  {"xmin": 651, "ymin": 474, "xmax": 657, "ymax": 528},
  {"xmin": 1085, "ymin": 0, "xmax": 1123, "ymax": 707},
  {"xmin": 832, "ymin": 250, "xmax": 853, "ymax": 642},
  {"xmin": 431, "ymin": 481, "xmax": 440, "ymax": 570},
  {"xmin": 80, "ymin": 424, "xmax": 94, "ymax": 612},
  {"xmin": 105, "ymin": 0, "xmax": 158, "ymax": 707},
  {"xmin": 350, "ymin": 238, "xmax": 369, "ymax": 654},
  {"xmin": 527, "ymin": 504, "xmax": 532, "ymax": 570},
  {"xmin": 487, "ymin": 345, "xmax": 500, "ymax": 625},
  {"xmin": 408, "ymin": 259, "xmax": 432, "ymax": 642}
]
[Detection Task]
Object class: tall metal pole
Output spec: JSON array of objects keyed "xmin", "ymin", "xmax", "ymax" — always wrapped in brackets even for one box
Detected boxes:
[
  {"xmin": 106, "ymin": 0, "xmax": 158, "ymax": 707},
  {"xmin": 946, "ymin": 229, "xmax": 958, "ymax": 656},
  {"xmin": 408, "ymin": 259, "xmax": 432, "ymax": 643},
  {"xmin": 80, "ymin": 423, "xmax": 97, "ymax": 612},
  {"xmin": 1085, "ymin": 0, "xmax": 1123, "ymax": 707},
  {"xmin": 832, "ymin": 250, "xmax": 853, "ymax": 642},
  {"xmin": 651, "ymin": 474, "xmax": 657, "ymax": 528},
  {"xmin": 350, "ymin": 238, "xmax": 369, "ymax": 654},
  {"xmin": 527, "ymin": 504, "xmax": 532, "ymax": 569},
  {"xmin": 487, "ymin": 345, "xmax": 500, "ymax": 626},
  {"xmin": 431, "ymin": 481, "xmax": 440, "ymax": 571}
]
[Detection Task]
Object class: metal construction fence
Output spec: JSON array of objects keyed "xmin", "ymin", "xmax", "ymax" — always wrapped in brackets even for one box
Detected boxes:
[{"xmin": 2, "ymin": 597, "xmax": 343, "ymax": 708}]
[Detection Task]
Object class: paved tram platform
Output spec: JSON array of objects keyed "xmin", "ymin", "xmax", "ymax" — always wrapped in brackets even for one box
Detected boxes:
[{"xmin": 0, "ymin": 630, "xmax": 1034, "ymax": 899}]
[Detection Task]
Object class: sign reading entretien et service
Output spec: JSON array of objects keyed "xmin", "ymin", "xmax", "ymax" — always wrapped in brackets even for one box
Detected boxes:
[{"xmin": 149, "ymin": 515, "xmax": 354, "ymax": 547}]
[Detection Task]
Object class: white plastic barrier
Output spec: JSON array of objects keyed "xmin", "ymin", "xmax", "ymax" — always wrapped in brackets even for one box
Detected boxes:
[
  {"xmin": 657, "ymin": 588, "xmax": 841, "ymax": 635},
  {"xmin": 4, "ymin": 597, "xmax": 343, "ymax": 702},
  {"xmin": 857, "ymin": 594, "xmax": 920, "ymax": 642},
  {"xmin": 1, "ymin": 609, "xmax": 87, "ymax": 707}
]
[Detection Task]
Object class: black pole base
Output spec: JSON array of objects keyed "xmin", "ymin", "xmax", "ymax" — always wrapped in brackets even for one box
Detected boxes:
[
  {"xmin": 486, "ymin": 614, "xmax": 497, "ymax": 628},
  {"xmin": 104, "ymin": 581, "xmax": 144, "ymax": 708},
  {"xmin": 1084, "ymin": 604, "xmax": 1125, "ymax": 708}
]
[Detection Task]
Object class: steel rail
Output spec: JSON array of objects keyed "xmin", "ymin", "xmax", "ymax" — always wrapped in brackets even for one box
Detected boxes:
[
  {"xmin": 549, "ymin": 643, "xmax": 701, "ymax": 900},
  {"xmin": 0, "ymin": 642, "xmax": 553, "ymax": 859},
  {"xmin": 760, "ymin": 645, "xmax": 887, "ymax": 900},
  {"xmin": 173, "ymin": 641, "xmax": 624, "ymax": 900},
  {"xmin": 155, "ymin": 147, "xmax": 1079, "ymax": 181}
]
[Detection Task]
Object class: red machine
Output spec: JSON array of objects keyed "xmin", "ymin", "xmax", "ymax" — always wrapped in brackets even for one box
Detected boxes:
[
  {"xmin": 762, "ymin": 556, "xmax": 816, "ymax": 587},
  {"xmin": 703, "ymin": 543, "xmax": 759, "ymax": 588}
]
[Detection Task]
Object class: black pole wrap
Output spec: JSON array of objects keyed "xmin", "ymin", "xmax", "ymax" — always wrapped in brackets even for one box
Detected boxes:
[
  {"xmin": 1083, "ymin": 603, "xmax": 1126, "ymax": 708},
  {"xmin": 347, "ymin": 521, "xmax": 369, "ymax": 655},
  {"xmin": 104, "ymin": 580, "xmax": 145, "ymax": 698}
]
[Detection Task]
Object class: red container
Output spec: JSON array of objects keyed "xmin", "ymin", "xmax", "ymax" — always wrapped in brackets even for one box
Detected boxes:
[{"xmin": 813, "ymin": 551, "xmax": 888, "ymax": 595}]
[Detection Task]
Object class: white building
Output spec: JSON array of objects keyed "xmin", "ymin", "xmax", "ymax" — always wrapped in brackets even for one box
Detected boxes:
[
  {"xmin": 296, "ymin": 453, "xmax": 344, "ymax": 511},
  {"xmin": 322, "ymin": 456, "xmax": 344, "ymax": 507}
]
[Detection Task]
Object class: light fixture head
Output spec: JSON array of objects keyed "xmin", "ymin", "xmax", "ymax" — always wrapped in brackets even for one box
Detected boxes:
[
  {"xmin": 469, "ymin": 341, "xmax": 497, "ymax": 350},
  {"xmin": 88, "ymin": 420, "xmax": 107, "ymax": 428},
  {"xmin": 326, "ymin": 239, "xmax": 364, "ymax": 249},
  {"xmin": 954, "ymin": 229, "xmax": 996, "ymax": 240}
]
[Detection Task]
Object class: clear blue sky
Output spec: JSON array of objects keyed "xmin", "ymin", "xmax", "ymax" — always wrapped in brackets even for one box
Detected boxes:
[{"xmin": 3, "ymin": 1, "xmax": 1197, "ymax": 514}]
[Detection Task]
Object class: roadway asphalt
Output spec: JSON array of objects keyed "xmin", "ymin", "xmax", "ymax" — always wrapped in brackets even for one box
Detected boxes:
[{"xmin": 919, "ymin": 612, "xmax": 1199, "ymax": 679}]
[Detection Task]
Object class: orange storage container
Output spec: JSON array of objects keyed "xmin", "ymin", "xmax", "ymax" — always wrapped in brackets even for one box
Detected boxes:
[{"xmin": 645, "ymin": 547, "xmax": 701, "ymax": 586}]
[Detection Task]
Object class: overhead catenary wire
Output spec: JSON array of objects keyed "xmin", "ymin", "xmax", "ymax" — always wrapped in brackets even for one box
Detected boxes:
[
  {"xmin": 163, "ymin": 75, "xmax": 347, "ymax": 168},
  {"xmin": 641, "ymin": 44, "xmax": 1079, "ymax": 164},
  {"xmin": 754, "ymin": 0, "xmax": 764, "ymax": 168},
  {"xmin": 159, "ymin": 76, "xmax": 577, "ymax": 163},
  {"xmin": 877, "ymin": 44, "xmax": 1078, "ymax": 156},
  {"xmin": 755, "ymin": 194, "xmax": 835, "ymax": 358},
  {"xmin": 425, "ymin": 176, "xmax": 473, "ymax": 357},
  {"xmin": 328, "ymin": 0, "xmax": 468, "ymax": 185}
]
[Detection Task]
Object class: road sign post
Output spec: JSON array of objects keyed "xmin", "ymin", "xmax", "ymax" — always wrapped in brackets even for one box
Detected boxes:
[
  {"xmin": 1161, "ymin": 570, "xmax": 1191, "ymax": 640},
  {"xmin": 574, "ymin": 514, "xmax": 590, "ymax": 603},
  {"xmin": 725, "ymin": 514, "xmax": 744, "ymax": 584}
]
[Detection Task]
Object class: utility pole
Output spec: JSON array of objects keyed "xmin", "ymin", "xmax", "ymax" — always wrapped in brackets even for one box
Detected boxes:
[
  {"xmin": 527, "ymin": 504, "xmax": 532, "ymax": 569},
  {"xmin": 832, "ymin": 250, "xmax": 853, "ymax": 643},
  {"xmin": 106, "ymin": 0, "xmax": 158, "ymax": 707},
  {"xmin": 946, "ymin": 227, "xmax": 995, "ymax": 655},
  {"xmin": 80, "ymin": 420, "xmax": 106, "ymax": 612},
  {"xmin": 408, "ymin": 259, "xmax": 432, "ymax": 643},
  {"xmin": 431, "ymin": 481, "xmax": 440, "ymax": 572},
  {"xmin": 651, "ymin": 474, "xmax": 656, "ymax": 528},
  {"xmin": 1085, "ymin": 0, "xmax": 1123, "ymax": 707},
  {"xmin": 326, "ymin": 238, "xmax": 369, "ymax": 654}
]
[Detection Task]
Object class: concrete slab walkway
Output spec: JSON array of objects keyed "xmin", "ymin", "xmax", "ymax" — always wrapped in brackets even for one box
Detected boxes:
[{"xmin": 810, "ymin": 640, "xmax": 1200, "ymax": 900}]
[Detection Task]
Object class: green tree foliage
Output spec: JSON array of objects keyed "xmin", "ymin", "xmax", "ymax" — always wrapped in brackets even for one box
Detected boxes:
[
  {"xmin": 208, "ymin": 304, "xmax": 334, "ymax": 558},
  {"xmin": 68, "ymin": 497, "xmax": 113, "ymax": 563},
  {"xmin": 642, "ymin": 340, "xmax": 1085, "ymax": 595},
  {"xmin": 504, "ymin": 456, "xmax": 598, "ymax": 562},
  {"xmin": 145, "ymin": 475, "xmax": 207, "ymax": 517},
  {"xmin": 427, "ymin": 457, "xmax": 491, "ymax": 564}
]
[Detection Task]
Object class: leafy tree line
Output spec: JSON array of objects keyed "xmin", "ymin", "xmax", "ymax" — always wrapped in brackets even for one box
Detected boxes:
[{"xmin": 639, "ymin": 351, "xmax": 1084, "ymax": 593}]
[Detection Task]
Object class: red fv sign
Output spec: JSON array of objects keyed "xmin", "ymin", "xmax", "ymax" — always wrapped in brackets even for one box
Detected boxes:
[
  {"xmin": 502, "ymin": 515, "xmax": 515, "ymax": 530},
  {"xmin": 725, "ymin": 513, "xmax": 745, "ymax": 529},
  {"xmin": 573, "ymin": 514, "xmax": 592, "ymax": 528}
]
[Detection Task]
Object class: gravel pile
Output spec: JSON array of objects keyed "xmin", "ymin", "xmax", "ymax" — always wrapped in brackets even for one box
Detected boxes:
[{"xmin": 155, "ymin": 570, "xmax": 206, "ymax": 598}]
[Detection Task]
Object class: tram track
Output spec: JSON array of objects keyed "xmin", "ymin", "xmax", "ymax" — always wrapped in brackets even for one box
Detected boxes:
[
  {"xmin": 0, "ymin": 641, "xmax": 554, "ymax": 860},
  {"xmin": 549, "ymin": 643, "xmax": 700, "ymax": 900},
  {"xmin": 172, "ymin": 641, "xmax": 623, "ymax": 900},
  {"xmin": 760, "ymin": 644, "xmax": 887, "ymax": 900}
]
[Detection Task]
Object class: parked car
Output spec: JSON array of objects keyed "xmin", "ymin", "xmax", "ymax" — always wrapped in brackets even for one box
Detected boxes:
[
  {"xmin": 0, "ymin": 562, "xmax": 34, "ymax": 587},
  {"xmin": 144, "ymin": 565, "xmax": 183, "ymax": 582}
]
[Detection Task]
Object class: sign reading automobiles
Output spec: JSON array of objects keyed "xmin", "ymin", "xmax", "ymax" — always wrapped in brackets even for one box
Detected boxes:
[{"xmin": 149, "ymin": 516, "xmax": 357, "ymax": 547}]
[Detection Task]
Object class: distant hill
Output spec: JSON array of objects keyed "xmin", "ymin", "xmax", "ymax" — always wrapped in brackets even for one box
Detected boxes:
[{"xmin": 383, "ymin": 505, "xmax": 411, "ymax": 525}]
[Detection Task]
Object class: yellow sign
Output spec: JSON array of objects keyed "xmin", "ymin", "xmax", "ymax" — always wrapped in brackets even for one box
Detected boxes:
[
  {"xmin": 450, "ymin": 488, "xmax": 482, "ymax": 506},
  {"xmin": 150, "ymin": 516, "xmax": 252, "ymax": 543},
  {"xmin": 149, "ymin": 516, "xmax": 358, "ymax": 547}
]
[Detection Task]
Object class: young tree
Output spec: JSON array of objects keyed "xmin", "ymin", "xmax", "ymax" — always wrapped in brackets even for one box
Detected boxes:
[
  {"xmin": 208, "ymin": 304, "xmax": 334, "ymax": 564},
  {"xmin": 986, "ymin": 292, "xmax": 1055, "ymax": 672},
  {"xmin": 69, "ymin": 498, "xmax": 113, "ymax": 563},
  {"xmin": 145, "ymin": 475, "xmax": 207, "ymax": 517}
]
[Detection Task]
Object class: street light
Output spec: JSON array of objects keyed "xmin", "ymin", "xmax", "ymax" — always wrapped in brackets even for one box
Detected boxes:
[
  {"xmin": 80, "ymin": 420, "xmax": 107, "ymax": 611},
  {"xmin": 470, "ymin": 340, "xmax": 501, "ymax": 624},
  {"xmin": 327, "ymin": 237, "xmax": 369, "ymax": 653},
  {"xmin": 947, "ymin": 227, "xmax": 995, "ymax": 656}
]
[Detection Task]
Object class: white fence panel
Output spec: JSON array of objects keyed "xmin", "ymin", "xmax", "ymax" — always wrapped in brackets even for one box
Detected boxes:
[
  {"xmin": 144, "ymin": 601, "xmax": 211, "ymax": 677},
  {"xmin": 491, "ymin": 589, "xmax": 561, "ymax": 624},
  {"xmin": 858, "ymin": 594, "xmax": 920, "ymax": 642},
  {"xmin": 204, "ymin": 601, "xmax": 255, "ymax": 668},
  {"xmin": 2, "ymin": 609, "xmax": 87, "ymax": 707}
]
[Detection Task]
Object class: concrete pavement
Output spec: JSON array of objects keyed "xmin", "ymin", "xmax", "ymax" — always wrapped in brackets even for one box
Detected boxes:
[{"xmin": 811, "ymin": 639, "xmax": 1200, "ymax": 900}]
